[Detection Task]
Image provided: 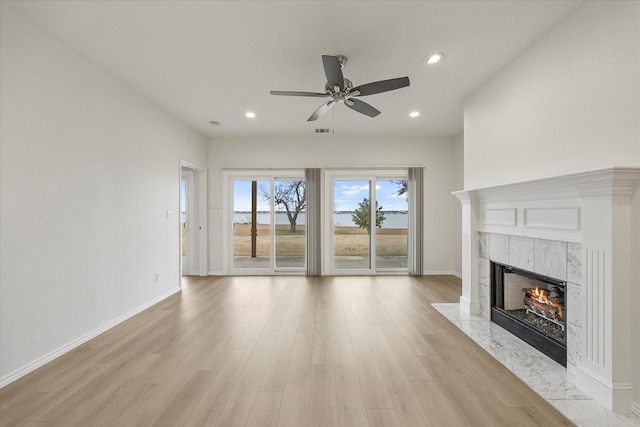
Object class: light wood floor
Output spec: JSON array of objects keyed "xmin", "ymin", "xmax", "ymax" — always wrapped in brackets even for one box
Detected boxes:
[{"xmin": 0, "ymin": 275, "xmax": 573, "ymax": 426}]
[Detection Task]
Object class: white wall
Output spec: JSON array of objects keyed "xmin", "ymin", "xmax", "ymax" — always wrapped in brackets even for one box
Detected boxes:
[
  {"xmin": 208, "ymin": 136, "xmax": 462, "ymax": 275},
  {"xmin": 0, "ymin": 6, "xmax": 208, "ymax": 384},
  {"xmin": 464, "ymin": 1, "xmax": 639, "ymax": 189}
]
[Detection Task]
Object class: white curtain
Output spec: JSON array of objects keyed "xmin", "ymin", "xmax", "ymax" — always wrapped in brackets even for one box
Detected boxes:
[
  {"xmin": 408, "ymin": 167, "xmax": 424, "ymax": 275},
  {"xmin": 305, "ymin": 168, "xmax": 322, "ymax": 275}
]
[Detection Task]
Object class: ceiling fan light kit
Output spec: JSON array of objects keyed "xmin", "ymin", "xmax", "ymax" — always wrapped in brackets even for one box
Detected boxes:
[{"xmin": 270, "ymin": 55, "xmax": 410, "ymax": 121}]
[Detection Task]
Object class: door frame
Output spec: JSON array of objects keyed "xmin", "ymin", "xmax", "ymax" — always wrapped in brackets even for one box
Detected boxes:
[
  {"xmin": 179, "ymin": 160, "xmax": 208, "ymax": 278},
  {"xmin": 324, "ymin": 169, "xmax": 408, "ymax": 275},
  {"xmin": 181, "ymin": 168, "xmax": 195, "ymax": 274},
  {"xmin": 223, "ymin": 169, "xmax": 306, "ymax": 275}
]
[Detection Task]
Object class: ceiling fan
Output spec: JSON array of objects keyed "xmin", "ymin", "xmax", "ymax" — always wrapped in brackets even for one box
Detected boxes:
[{"xmin": 270, "ymin": 55, "xmax": 410, "ymax": 121}]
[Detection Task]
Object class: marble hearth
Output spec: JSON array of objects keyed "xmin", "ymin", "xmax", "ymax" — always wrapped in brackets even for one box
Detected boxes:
[
  {"xmin": 432, "ymin": 303, "xmax": 640, "ymax": 426},
  {"xmin": 453, "ymin": 167, "xmax": 640, "ymax": 414}
]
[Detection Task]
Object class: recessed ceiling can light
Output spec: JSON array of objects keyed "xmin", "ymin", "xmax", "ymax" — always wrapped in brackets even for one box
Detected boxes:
[
  {"xmin": 409, "ymin": 111, "xmax": 420, "ymax": 118},
  {"xmin": 424, "ymin": 52, "xmax": 444, "ymax": 65},
  {"xmin": 245, "ymin": 112, "xmax": 256, "ymax": 118}
]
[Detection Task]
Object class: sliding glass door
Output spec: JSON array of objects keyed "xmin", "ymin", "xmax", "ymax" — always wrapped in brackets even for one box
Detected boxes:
[
  {"xmin": 375, "ymin": 179, "xmax": 408, "ymax": 269},
  {"xmin": 333, "ymin": 180, "xmax": 371, "ymax": 270},
  {"xmin": 229, "ymin": 172, "xmax": 306, "ymax": 273},
  {"xmin": 328, "ymin": 171, "xmax": 408, "ymax": 274},
  {"xmin": 274, "ymin": 179, "xmax": 306, "ymax": 269},
  {"xmin": 226, "ymin": 169, "xmax": 410, "ymax": 275},
  {"xmin": 232, "ymin": 179, "xmax": 271, "ymax": 270}
]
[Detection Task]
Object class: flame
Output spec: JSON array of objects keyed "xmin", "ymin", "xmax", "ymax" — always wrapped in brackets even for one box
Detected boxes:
[{"xmin": 530, "ymin": 287, "xmax": 564, "ymax": 319}]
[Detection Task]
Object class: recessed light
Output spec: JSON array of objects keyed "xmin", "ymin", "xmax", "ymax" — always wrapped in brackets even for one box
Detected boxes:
[
  {"xmin": 409, "ymin": 111, "xmax": 420, "ymax": 118},
  {"xmin": 245, "ymin": 112, "xmax": 256, "ymax": 118},
  {"xmin": 424, "ymin": 52, "xmax": 444, "ymax": 65}
]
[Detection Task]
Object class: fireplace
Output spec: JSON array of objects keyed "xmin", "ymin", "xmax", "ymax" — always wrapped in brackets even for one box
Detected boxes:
[
  {"xmin": 454, "ymin": 167, "xmax": 640, "ymax": 412},
  {"xmin": 491, "ymin": 261, "xmax": 567, "ymax": 366}
]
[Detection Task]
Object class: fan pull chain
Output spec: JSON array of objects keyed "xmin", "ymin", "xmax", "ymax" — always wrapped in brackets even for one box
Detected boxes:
[{"xmin": 332, "ymin": 104, "xmax": 335, "ymax": 135}]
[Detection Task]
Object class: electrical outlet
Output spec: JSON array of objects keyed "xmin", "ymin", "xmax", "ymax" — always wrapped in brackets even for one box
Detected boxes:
[{"xmin": 155, "ymin": 273, "xmax": 160, "ymax": 282}]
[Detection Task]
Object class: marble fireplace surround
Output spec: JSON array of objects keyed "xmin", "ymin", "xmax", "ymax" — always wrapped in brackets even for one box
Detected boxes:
[
  {"xmin": 478, "ymin": 233, "xmax": 578, "ymax": 365},
  {"xmin": 453, "ymin": 167, "xmax": 640, "ymax": 413}
]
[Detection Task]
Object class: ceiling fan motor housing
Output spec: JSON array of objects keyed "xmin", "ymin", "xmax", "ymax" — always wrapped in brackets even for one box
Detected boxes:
[{"xmin": 325, "ymin": 78, "xmax": 353, "ymax": 95}]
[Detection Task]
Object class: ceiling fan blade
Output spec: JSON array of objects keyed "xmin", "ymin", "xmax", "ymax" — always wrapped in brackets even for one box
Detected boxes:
[
  {"xmin": 351, "ymin": 77, "xmax": 410, "ymax": 97},
  {"xmin": 270, "ymin": 91, "xmax": 329, "ymax": 97},
  {"xmin": 307, "ymin": 100, "xmax": 335, "ymax": 121},
  {"xmin": 345, "ymin": 98, "xmax": 381, "ymax": 118},
  {"xmin": 322, "ymin": 55, "xmax": 344, "ymax": 91}
]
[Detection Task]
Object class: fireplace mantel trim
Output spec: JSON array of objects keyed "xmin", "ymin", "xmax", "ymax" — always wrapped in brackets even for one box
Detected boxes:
[{"xmin": 454, "ymin": 166, "xmax": 640, "ymax": 203}]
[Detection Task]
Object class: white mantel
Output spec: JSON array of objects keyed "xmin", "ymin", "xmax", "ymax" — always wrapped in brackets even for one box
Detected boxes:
[{"xmin": 453, "ymin": 166, "xmax": 640, "ymax": 413}]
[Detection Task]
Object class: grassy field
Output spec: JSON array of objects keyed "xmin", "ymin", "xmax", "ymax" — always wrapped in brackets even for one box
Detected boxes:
[{"xmin": 233, "ymin": 223, "xmax": 407, "ymax": 256}]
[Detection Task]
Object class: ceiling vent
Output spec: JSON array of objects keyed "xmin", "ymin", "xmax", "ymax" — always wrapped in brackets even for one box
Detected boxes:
[{"xmin": 315, "ymin": 128, "xmax": 331, "ymax": 134}]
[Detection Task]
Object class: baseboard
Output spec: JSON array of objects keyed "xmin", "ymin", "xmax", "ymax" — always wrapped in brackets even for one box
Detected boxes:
[
  {"xmin": 576, "ymin": 366, "xmax": 633, "ymax": 412},
  {"xmin": 205, "ymin": 270, "xmax": 462, "ymax": 277},
  {"xmin": 0, "ymin": 287, "xmax": 181, "ymax": 389},
  {"xmin": 459, "ymin": 295, "xmax": 480, "ymax": 315},
  {"xmin": 423, "ymin": 271, "xmax": 461, "ymax": 277}
]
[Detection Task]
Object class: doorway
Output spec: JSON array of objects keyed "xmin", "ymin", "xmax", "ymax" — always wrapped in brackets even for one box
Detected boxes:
[
  {"xmin": 226, "ymin": 171, "xmax": 306, "ymax": 274},
  {"xmin": 180, "ymin": 161, "xmax": 207, "ymax": 277},
  {"xmin": 327, "ymin": 170, "xmax": 408, "ymax": 274},
  {"xmin": 181, "ymin": 169, "xmax": 195, "ymax": 274}
]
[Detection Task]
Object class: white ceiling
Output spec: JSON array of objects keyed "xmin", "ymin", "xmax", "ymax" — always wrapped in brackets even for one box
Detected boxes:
[{"xmin": 7, "ymin": 1, "xmax": 584, "ymax": 139}]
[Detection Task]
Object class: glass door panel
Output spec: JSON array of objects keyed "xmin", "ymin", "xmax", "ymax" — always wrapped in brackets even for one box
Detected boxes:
[
  {"xmin": 375, "ymin": 179, "xmax": 408, "ymax": 270},
  {"xmin": 233, "ymin": 180, "xmax": 271, "ymax": 269},
  {"xmin": 274, "ymin": 179, "xmax": 306, "ymax": 269},
  {"xmin": 333, "ymin": 180, "xmax": 371, "ymax": 270}
]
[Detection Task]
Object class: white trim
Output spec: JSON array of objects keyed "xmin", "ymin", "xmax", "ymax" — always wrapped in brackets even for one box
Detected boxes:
[
  {"xmin": 181, "ymin": 169, "xmax": 196, "ymax": 275},
  {"xmin": 459, "ymin": 295, "xmax": 480, "ymax": 315},
  {"xmin": 197, "ymin": 169, "xmax": 208, "ymax": 276},
  {"xmin": 576, "ymin": 366, "xmax": 634, "ymax": 412},
  {"xmin": 324, "ymin": 169, "xmax": 408, "ymax": 275},
  {"xmin": 223, "ymin": 169, "xmax": 305, "ymax": 177},
  {"xmin": 523, "ymin": 207, "xmax": 580, "ymax": 231},
  {"xmin": 0, "ymin": 287, "xmax": 181, "ymax": 388},
  {"xmin": 423, "ymin": 271, "xmax": 462, "ymax": 277},
  {"xmin": 464, "ymin": 166, "xmax": 640, "ymax": 202},
  {"xmin": 180, "ymin": 160, "xmax": 208, "ymax": 277},
  {"xmin": 222, "ymin": 173, "xmax": 230, "ymax": 275},
  {"xmin": 483, "ymin": 208, "xmax": 516, "ymax": 226},
  {"xmin": 180, "ymin": 159, "xmax": 206, "ymax": 171}
]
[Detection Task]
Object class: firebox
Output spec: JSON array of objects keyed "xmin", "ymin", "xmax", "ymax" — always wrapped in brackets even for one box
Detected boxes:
[{"xmin": 490, "ymin": 262, "xmax": 567, "ymax": 366}]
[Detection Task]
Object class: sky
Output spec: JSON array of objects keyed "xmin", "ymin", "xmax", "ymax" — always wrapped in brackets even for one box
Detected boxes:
[
  {"xmin": 231, "ymin": 179, "xmax": 408, "ymax": 212},
  {"xmin": 334, "ymin": 180, "xmax": 407, "ymax": 211}
]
